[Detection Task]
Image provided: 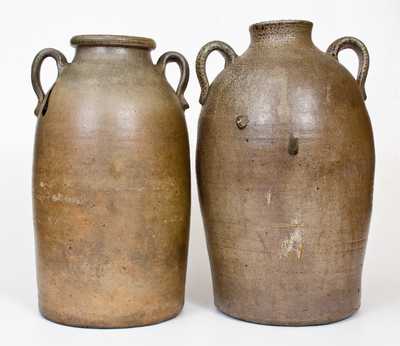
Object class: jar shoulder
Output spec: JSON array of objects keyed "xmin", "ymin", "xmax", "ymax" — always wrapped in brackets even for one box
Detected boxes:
[
  {"xmin": 35, "ymin": 60, "xmax": 188, "ymax": 144},
  {"xmin": 58, "ymin": 61, "xmax": 176, "ymax": 101},
  {"xmin": 40, "ymin": 60, "xmax": 185, "ymax": 124},
  {"xmin": 199, "ymin": 46, "xmax": 373, "ymax": 154},
  {"xmin": 206, "ymin": 46, "xmax": 364, "ymax": 111}
]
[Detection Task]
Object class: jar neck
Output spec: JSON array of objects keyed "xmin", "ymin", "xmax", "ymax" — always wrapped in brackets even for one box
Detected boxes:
[
  {"xmin": 249, "ymin": 20, "xmax": 314, "ymax": 49},
  {"xmin": 72, "ymin": 46, "xmax": 153, "ymax": 65}
]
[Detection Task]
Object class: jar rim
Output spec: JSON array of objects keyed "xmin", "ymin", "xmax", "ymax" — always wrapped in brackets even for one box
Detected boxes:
[
  {"xmin": 71, "ymin": 35, "xmax": 156, "ymax": 49},
  {"xmin": 250, "ymin": 20, "xmax": 313, "ymax": 31}
]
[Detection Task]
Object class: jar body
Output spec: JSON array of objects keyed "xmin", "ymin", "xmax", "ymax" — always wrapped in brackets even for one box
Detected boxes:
[
  {"xmin": 33, "ymin": 41, "xmax": 190, "ymax": 328},
  {"xmin": 197, "ymin": 22, "xmax": 374, "ymax": 325}
]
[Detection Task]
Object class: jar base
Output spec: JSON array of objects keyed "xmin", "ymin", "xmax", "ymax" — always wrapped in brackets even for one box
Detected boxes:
[
  {"xmin": 39, "ymin": 305, "xmax": 183, "ymax": 329},
  {"xmin": 215, "ymin": 303, "xmax": 359, "ymax": 326}
]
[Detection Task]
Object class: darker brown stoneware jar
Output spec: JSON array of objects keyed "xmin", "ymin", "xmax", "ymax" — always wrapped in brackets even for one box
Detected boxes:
[
  {"xmin": 196, "ymin": 20, "xmax": 374, "ymax": 326},
  {"xmin": 31, "ymin": 35, "xmax": 190, "ymax": 328}
]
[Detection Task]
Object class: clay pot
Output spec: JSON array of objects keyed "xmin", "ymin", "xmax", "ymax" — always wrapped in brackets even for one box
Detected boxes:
[
  {"xmin": 196, "ymin": 20, "xmax": 374, "ymax": 325},
  {"xmin": 31, "ymin": 35, "xmax": 190, "ymax": 328}
]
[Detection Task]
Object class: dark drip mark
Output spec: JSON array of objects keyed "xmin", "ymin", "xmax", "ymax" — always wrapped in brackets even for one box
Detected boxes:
[{"xmin": 288, "ymin": 135, "xmax": 299, "ymax": 155}]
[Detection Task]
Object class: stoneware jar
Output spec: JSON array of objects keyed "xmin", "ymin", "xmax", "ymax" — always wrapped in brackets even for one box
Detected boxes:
[
  {"xmin": 31, "ymin": 35, "xmax": 190, "ymax": 328},
  {"xmin": 196, "ymin": 20, "xmax": 374, "ymax": 325}
]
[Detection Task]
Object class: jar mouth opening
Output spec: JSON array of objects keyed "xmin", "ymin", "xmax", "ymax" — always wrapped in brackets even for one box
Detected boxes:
[
  {"xmin": 250, "ymin": 20, "xmax": 313, "ymax": 32},
  {"xmin": 71, "ymin": 35, "xmax": 156, "ymax": 49}
]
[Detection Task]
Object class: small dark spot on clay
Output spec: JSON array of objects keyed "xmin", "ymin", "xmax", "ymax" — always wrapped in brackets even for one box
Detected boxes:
[
  {"xmin": 122, "ymin": 266, "xmax": 127, "ymax": 271},
  {"xmin": 244, "ymin": 264, "xmax": 248, "ymax": 268},
  {"xmin": 102, "ymin": 224, "xmax": 106, "ymax": 227},
  {"xmin": 68, "ymin": 246, "xmax": 72, "ymax": 250},
  {"xmin": 245, "ymin": 138, "xmax": 249, "ymax": 142},
  {"xmin": 316, "ymin": 186, "xmax": 320, "ymax": 191}
]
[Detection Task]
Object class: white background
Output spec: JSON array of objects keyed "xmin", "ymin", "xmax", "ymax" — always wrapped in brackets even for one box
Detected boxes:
[{"xmin": 0, "ymin": 0, "xmax": 399, "ymax": 345}]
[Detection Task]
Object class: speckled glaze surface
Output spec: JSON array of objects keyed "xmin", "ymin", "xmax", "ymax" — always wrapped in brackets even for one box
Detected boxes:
[
  {"xmin": 196, "ymin": 20, "xmax": 374, "ymax": 326},
  {"xmin": 31, "ymin": 35, "xmax": 190, "ymax": 328}
]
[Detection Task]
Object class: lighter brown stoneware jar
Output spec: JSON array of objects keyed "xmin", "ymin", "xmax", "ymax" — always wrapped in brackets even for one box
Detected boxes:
[
  {"xmin": 196, "ymin": 20, "xmax": 374, "ymax": 326},
  {"xmin": 31, "ymin": 35, "xmax": 190, "ymax": 328}
]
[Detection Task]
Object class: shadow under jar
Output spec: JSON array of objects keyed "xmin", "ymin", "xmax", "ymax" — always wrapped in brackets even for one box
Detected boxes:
[
  {"xmin": 31, "ymin": 35, "xmax": 191, "ymax": 328},
  {"xmin": 196, "ymin": 20, "xmax": 374, "ymax": 326}
]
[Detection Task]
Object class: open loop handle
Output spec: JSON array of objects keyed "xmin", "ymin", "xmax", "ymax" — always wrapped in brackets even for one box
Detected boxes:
[
  {"xmin": 196, "ymin": 41, "xmax": 237, "ymax": 105},
  {"xmin": 31, "ymin": 48, "xmax": 67, "ymax": 116},
  {"xmin": 157, "ymin": 51, "xmax": 190, "ymax": 110},
  {"xmin": 327, "ymin": 36, "xmax": 369, "ymax": 101}
]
